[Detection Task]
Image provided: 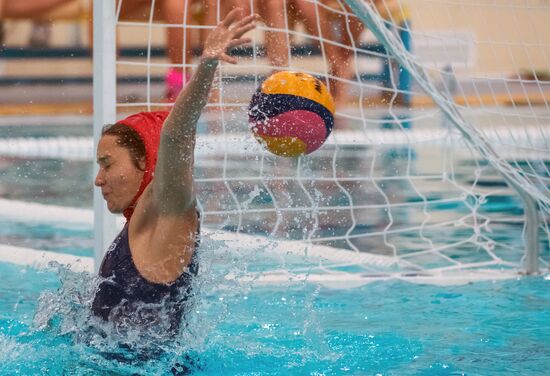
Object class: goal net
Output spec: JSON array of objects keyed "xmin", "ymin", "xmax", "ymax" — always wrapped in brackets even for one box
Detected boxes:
[{"xmin": 98, "ymin": 0, "xmax": 550, "ymax": 283}]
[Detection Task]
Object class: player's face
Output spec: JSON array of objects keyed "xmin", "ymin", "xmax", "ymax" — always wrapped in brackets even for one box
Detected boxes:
[{"xmin": 94, "ymin": 135, "xmax": 145, "ymax": 213}]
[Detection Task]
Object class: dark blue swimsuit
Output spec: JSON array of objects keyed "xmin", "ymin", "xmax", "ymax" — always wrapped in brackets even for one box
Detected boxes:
[{"xmin": 92, "ymin": 219, "xmax": 199, "ymax": 334}]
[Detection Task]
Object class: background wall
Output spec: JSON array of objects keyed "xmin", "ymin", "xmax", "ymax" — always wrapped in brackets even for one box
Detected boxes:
[
  {"xmin": 406, "ymin": 0, "xmax": 550, "ymax": 76},
  {"xmin": 1, "ymin": 0, "xmax": 549, "ymax": 78}
]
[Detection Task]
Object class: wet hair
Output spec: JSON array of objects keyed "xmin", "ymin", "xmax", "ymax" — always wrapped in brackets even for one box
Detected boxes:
[{"xmin": 102, "ymin": 123, "xmax": 146, "ymax": 171}]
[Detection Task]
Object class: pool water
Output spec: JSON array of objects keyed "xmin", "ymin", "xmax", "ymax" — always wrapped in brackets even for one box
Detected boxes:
[
  {"xmin": 0, "ymin": 118, "xmax": 549, "ymax": 375},
  {"xmin": 1, "ymin": 259, "xmax": 549, "ymax": 375}
]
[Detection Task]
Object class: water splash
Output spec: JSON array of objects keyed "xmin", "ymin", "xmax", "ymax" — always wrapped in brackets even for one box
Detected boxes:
[{"xmin": 9, "ymin": 235, "xmax": 268, "ymax": 373}]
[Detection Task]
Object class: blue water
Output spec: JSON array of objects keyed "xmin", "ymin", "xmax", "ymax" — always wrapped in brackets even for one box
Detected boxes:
[
  {"xmin": 1, "ymin": 121, "xmax": 549, "ymax": 374},
  {"xmin": 1, "ymin": 260, "xmax": 549, "ymax": 375}
]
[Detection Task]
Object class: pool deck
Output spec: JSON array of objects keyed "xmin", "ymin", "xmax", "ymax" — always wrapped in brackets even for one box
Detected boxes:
[
  {"xmin": 0, "ymin": 45, "xmax": 548, "ymax": 116},
  {"xmin": 0, "ymin": 78, "xmax": 548, "ymax": 117}
]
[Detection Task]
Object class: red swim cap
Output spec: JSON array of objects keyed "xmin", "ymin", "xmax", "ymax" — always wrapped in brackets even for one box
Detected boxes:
[{"xmin": 117, "ymin": 111, "xmax": 170, "ymax": 220}]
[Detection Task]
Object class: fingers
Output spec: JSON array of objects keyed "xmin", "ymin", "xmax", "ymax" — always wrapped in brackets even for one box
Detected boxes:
[
  {"xmin": 221, "ymin": 8, "xmax": 243, "ymax": 28},
  {"xmin": 208, "ymin": 9, "xmax": 259, "ymax": 65},
  {"xmin": 223, "ymin": 10, "xmax": 260, "ymax": 36},
  {"xmin": 227, "ymin": 37, "xmax": 253, "ymax": 50},
  {"xmin": 232, "ymin": 13, "xmax": 261, "ymax": 30},
  {"xmin": 232, "ymin": 22, "xmax": 257, "ymax": 39},
  {"xmin": 220, "ymin": 53, "xmax": 238, "ymax": 65},
  {"xmin": 222, "ymin": 38, "xmax": 252, "ymax": 65}
]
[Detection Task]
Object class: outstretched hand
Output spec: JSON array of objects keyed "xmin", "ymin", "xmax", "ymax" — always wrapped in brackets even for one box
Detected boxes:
[{"xmin": 202, "ymin": 8, "xmax": 260, "ymax": 65}]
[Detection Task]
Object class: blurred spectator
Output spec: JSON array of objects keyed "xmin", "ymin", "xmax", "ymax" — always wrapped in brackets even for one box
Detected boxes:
[
  {"xmin": 318, "ymin": 0, "xmax": 364, "ymax": 105},
  {"xmin": 241, "ymin": 0, "xmax": 360, "ymax": 104},
  {"xmin": 258, "ymin": 0, "xmax": 289, "ymax": 68},
  {"xmin": 0, "ymin": 0, "xmax": 75, "ymax": 18},
  {"xmin": 117, "ymin": 0, "xmax": 253, "ymax": 101},
  {"xmin": 244, "ymin": 0, "xmax": 363, "ymax": 104},
  {"xmin": 114, "ymin": 0, "xmax": 195, "ymax": 101},
  {"xmin": 215, "ymin": 0, "xmax": 286, "ymax": 68},
  {"xmin": 29, "ymin": 21, "xmax": 52, "ymax": 47},
  {"xmin": 319, "ymin": 0, "xmax": 411, "ymax": 105},
  {"xmin": 286, "ymin": 0, "xmax": 318, "ymax": 44},
  {"xmin": 0, "ymin": 0, "xmax": 80, "ymax": 48},
  {"xmin": 371, "ymin": 0, "xmax": 412, "ymax": 105}
]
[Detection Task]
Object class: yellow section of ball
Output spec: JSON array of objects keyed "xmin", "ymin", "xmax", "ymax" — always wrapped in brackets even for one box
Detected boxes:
[
  {"xmin": 261, "ymin": 71, "xmax": 336, "ymax": 115},
  {"xmin": 256, "ymin": 134, "xmax": 308, "ymax": 157}
]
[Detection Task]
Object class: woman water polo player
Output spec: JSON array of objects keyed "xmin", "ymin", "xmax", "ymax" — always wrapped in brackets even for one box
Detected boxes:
[{"xmin": 91, "ymin": 9, "xmax": 259, "ymax": 334}]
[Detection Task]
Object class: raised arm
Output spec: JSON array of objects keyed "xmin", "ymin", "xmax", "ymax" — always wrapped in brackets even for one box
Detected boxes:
[{"xmin": 152, "ymin": 9, "xmax": 258, "ymax": 215}]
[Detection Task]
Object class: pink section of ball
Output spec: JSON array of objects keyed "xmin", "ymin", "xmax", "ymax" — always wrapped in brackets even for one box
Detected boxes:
[{"xmin": 252, "ymin": 110, "xmax": 328, "ymax": 154}]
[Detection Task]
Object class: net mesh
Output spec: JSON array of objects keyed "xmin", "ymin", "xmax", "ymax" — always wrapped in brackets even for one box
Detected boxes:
[{"xmin": 112, "ymin": 0, "xmax": 550, "ymax": 277}]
